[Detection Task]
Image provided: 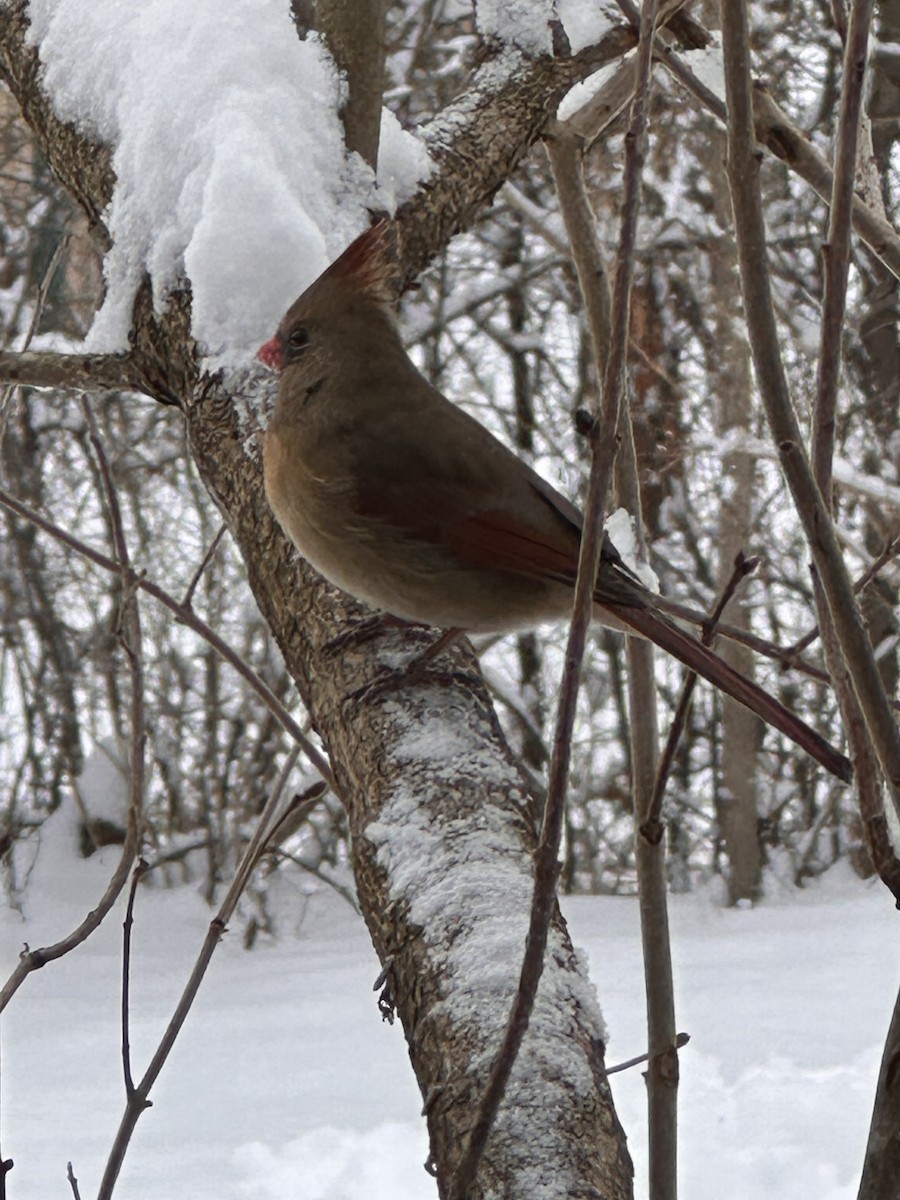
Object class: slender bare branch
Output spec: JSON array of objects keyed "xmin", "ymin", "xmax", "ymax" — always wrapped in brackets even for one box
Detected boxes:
[
  {"xmin": 0, "ymin": 228, "xmax": 71, "ymax": 451},
  {"xmin": 120, "ymin": 859, "xmax": 150, "ymax": 1098},
  {"xmin": 601, "ymin": 1031, "xmax": 691, "ymax": 1078},
  {"xmin": 649, "ymin": 552, "xmax": 760, "ymax": 829},
  {"xmin": 642, "ymin": 16, "xmax": 900, "ymax": 284},
  {"xmin": 181, "ymin": 523, "xmax": 227, "ymax": 609},
  {"xmin": 66, "ymin": 1162, "xmax": 81, "ymax": 1200},
  {"xmin": 812, "ymin": 0, "xmax": 876, "ymax": 499},
  {"xmin": 787, "ymin": 532, "xmax": 900, "ymax": 657},
  {"xmin": 96, "ymin": 746, "xmax": 301, "ymax": 1199},
  {"xmin": 0, "ymin": 835, "xmax": 137, "ymax": 1010}
]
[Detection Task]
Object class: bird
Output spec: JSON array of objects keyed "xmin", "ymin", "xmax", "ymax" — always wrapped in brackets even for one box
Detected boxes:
[{"xmin": 258, "ymin": 220, "xmax": 852, "ymax": 784}]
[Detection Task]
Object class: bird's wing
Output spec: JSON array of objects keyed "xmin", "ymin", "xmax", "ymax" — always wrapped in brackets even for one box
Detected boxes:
[{"xmin": 350, "ymin": 398, "xmax": 585, "ymax": 579}]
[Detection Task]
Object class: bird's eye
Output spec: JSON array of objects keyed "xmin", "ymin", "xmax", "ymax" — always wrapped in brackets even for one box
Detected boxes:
[{"xmin": 286, "ymin": 326, "xmax": 310, "ymax": 358}]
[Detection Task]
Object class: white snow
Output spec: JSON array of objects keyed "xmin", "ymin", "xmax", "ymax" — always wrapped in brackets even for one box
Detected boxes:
[
  {"xmin": 557, "ymin": 0, "xmax": 617, "ymax": 54},
  {"xmin": 606, "ymin": 506, "xmax": 661, "ymax": 592},
  {"xmin": 476, "ymin": 0, "xmax": 554, "ymax": 55},
  {"xmin": 3, "ymin": 794, "xmax": 898, "ymax": 1200},
  {"xmin": 557, "ymin": 57, "xmax": 628, "ymax": 123},
  {"xmin": 680, "ymin": 36, "xmax": 727, "ymax": 104},
  {"xmin": 25, "ymin": 0, "xmax": 432, "ymax": 366}
]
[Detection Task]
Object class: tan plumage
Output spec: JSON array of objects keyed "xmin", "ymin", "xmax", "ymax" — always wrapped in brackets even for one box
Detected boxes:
[{"xmin": 260, "ymin": 221, "xmax": 851, "ymax": 784}]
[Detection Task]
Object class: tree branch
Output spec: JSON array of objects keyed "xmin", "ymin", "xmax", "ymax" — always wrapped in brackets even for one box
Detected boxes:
[
  {"xmin": 812, "ymin": 0, "xmax": 876, "ymax": 498},
  {"xmin": 0, "ymin": 351, "xmax": 144, "ymax": 394}
]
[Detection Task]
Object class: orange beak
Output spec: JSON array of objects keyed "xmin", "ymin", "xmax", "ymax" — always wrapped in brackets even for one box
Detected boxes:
[{"xmin": 257, "ymin": 336, "xmax": 285, "ymax": 371}]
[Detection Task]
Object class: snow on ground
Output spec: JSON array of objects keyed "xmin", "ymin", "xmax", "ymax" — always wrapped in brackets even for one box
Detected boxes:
[{"xmin": 1, "ymin": 830, "xmax": 897, "ymax": 1200}]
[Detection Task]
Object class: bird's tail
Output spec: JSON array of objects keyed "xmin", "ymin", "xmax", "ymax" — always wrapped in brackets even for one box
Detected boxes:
[{"xmin": 602, "ymin": 600, "xmax": 852, "ymax": 783}]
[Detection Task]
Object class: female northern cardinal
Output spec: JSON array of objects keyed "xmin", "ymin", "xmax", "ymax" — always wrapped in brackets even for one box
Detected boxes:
[{"xmin": 259, "ymin": 221, "xmax": 851, "ymax": 783}]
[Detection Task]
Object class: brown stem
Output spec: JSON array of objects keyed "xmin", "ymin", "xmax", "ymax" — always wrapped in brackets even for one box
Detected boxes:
[
  {"xmin": 96, "ymin": 747, "xmax": 300, "ymax": 1199},
  {"xmin": 812, "ymin": 0, "xmax": 876, "ymax": 501},
  {"xmin": 648, "ymin": 552, "xmax": 760, "ymax": 830},
  {"xmin": 120, "ymin": 859, "xmax": 149, "ymax": 1097}
]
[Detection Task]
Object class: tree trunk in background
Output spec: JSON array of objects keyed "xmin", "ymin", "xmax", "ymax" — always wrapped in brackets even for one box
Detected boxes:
[
  {"xmin": 710, "ymin": 238, "xmax": 763, "ymax": 905},
  {"xmin": 696, "ymin": 28, "xmax": 762, "ymax": 900},
  {"xmin": 859, "ymin": 0, "xmax": 900, "ymax": 705}
]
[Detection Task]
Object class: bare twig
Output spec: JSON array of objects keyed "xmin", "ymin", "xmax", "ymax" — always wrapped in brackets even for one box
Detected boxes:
[
  {"xmin": 182, "ymin": 523, "xmax": 227, "ymax": 609},
  {"xmin": 83, "ymin": 397, "xmax": 154, "ymax": 1096},
  {"xmin": 812, "ymin": 0, "xmax": 875, "ymax": 499},
  {"xmin": 648, "ymin": 552, "xmax": 760, "ymax": 831},
  {"xmin": 0, "ymin": 486, "xmax": 336, "ymax": 792},
  {"xmin": 601, "ymin": 1031, "xmax": 691, "ymax": 1078},
  {"xmin": 81, "ymin": 394, "xmax": 147, "ymax": 846},
  {"xmin": 0, "ymin": 402, "xmax": 153, "ymax": 1011},
  {"xmin": 643, "ymin": 16, "xmax": 900, "ymax": 284},
  {"xmin": 66, "ymin": 1162, "xmax": 81, "ymax": 1200},
  {"xmin": 0, "ymin": 835, "xmax": 138, "ymax": 1011},
  {"xmin": 121, "ymin": 860, "xmax": 150, "ymax": 1098},
  {"xmin": 786, "ymin": 532, "xmax": 900, "ymax": 658},
  {"xmin": 447, "ymin": 7, "xmax": 660, "ymax": 1199},
  {"xmin": 97, "ymin": 745, "xmax": 301, "ymax": 1199},
  {"xmin": 0, "ymin": 229, "xmax": 71, "ymax": 453},
  {"xmin": 810, "ymin": 569, "xmax": 900, "ymax": 900}
]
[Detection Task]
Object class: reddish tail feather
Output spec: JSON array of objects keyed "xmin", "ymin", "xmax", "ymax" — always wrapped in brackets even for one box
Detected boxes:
[{"xmin": 603, "ymin": 600, "xmax": 853, "ymax": 783}]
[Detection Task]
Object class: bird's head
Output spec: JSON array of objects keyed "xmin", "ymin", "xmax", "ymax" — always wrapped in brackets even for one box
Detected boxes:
[{"xmin": 257, "ymin": 219, "xmax": 401, "ymax": 374}]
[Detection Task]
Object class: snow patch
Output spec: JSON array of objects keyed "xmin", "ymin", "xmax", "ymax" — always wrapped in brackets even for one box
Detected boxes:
[
  {"xmin": 557, "ymin": 0, "xmax": 617, "ymax": 53},
  {"xmin": 681, "ymin": 35, "xmax": 726, "ymax": 103},
  {"xmin": 476, "ymin": 0, "xmax": 553, "ymax": 55},
  {"xmin": 557, "ymin": 57, "xmax": 628, "ymax": 123},
  {"xmin": 605, "ymin": 506, "xmax": 660, "ymax": 592}
]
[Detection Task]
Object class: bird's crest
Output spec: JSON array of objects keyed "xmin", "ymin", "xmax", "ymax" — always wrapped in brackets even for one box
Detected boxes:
[{"xmin": 323, "ymin": 218, "xmax": 402, "ymax": 305}]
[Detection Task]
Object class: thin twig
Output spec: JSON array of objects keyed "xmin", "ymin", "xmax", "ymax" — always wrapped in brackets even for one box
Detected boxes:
[
  {"xmin": 82, "ymin": 398, "xmax": 154, "ymax": 1098},
  {"xmin": 648, "ymin": 552, "xmax": 760, "ymax": 832},
  {"xmin": 182, "ymin": 524, "xmax": 227, "ymax": 609},
  {"xmin": 812, "ymin": 0, "xmax": 875, "ymax": 499},
  {"xmin": 0, "ymin": 396, "xmax": 156, "ymax": 1011},
  {"xmin": 0, "ymin": 834, "xmax": 138, "ymax": 1011},
  {"xmin": 97, "ymin": 745, "xmax": 301, "ymax": 1199},
  {"xmin": 81, "ymin": 394, "xmax": 147, "ymax": 839},
  {"xmin": 601, "ymin": 1032, "xmax": 691, "ymax": 1078},
  {"xmin": 0, "ymin": 229, "xmax": 71, "ymax": 454},
  {"xmin": 120, "ymin": 859, "xmax": 149, "ymax": 1098},
  {"xmin": 447, "ymin": 5, "xmax": 660, "ymax": 1197},
  {"xmin": 787, "ymin": 532, "xmax": 900, "ymax": 657},
  {"xmin": 0, "ymin": 486, "xmax": 336, "ymax": 792},
  {"xmin": 66, "ymin": 1162, "xmax": 81, "ymax": 1200}
]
